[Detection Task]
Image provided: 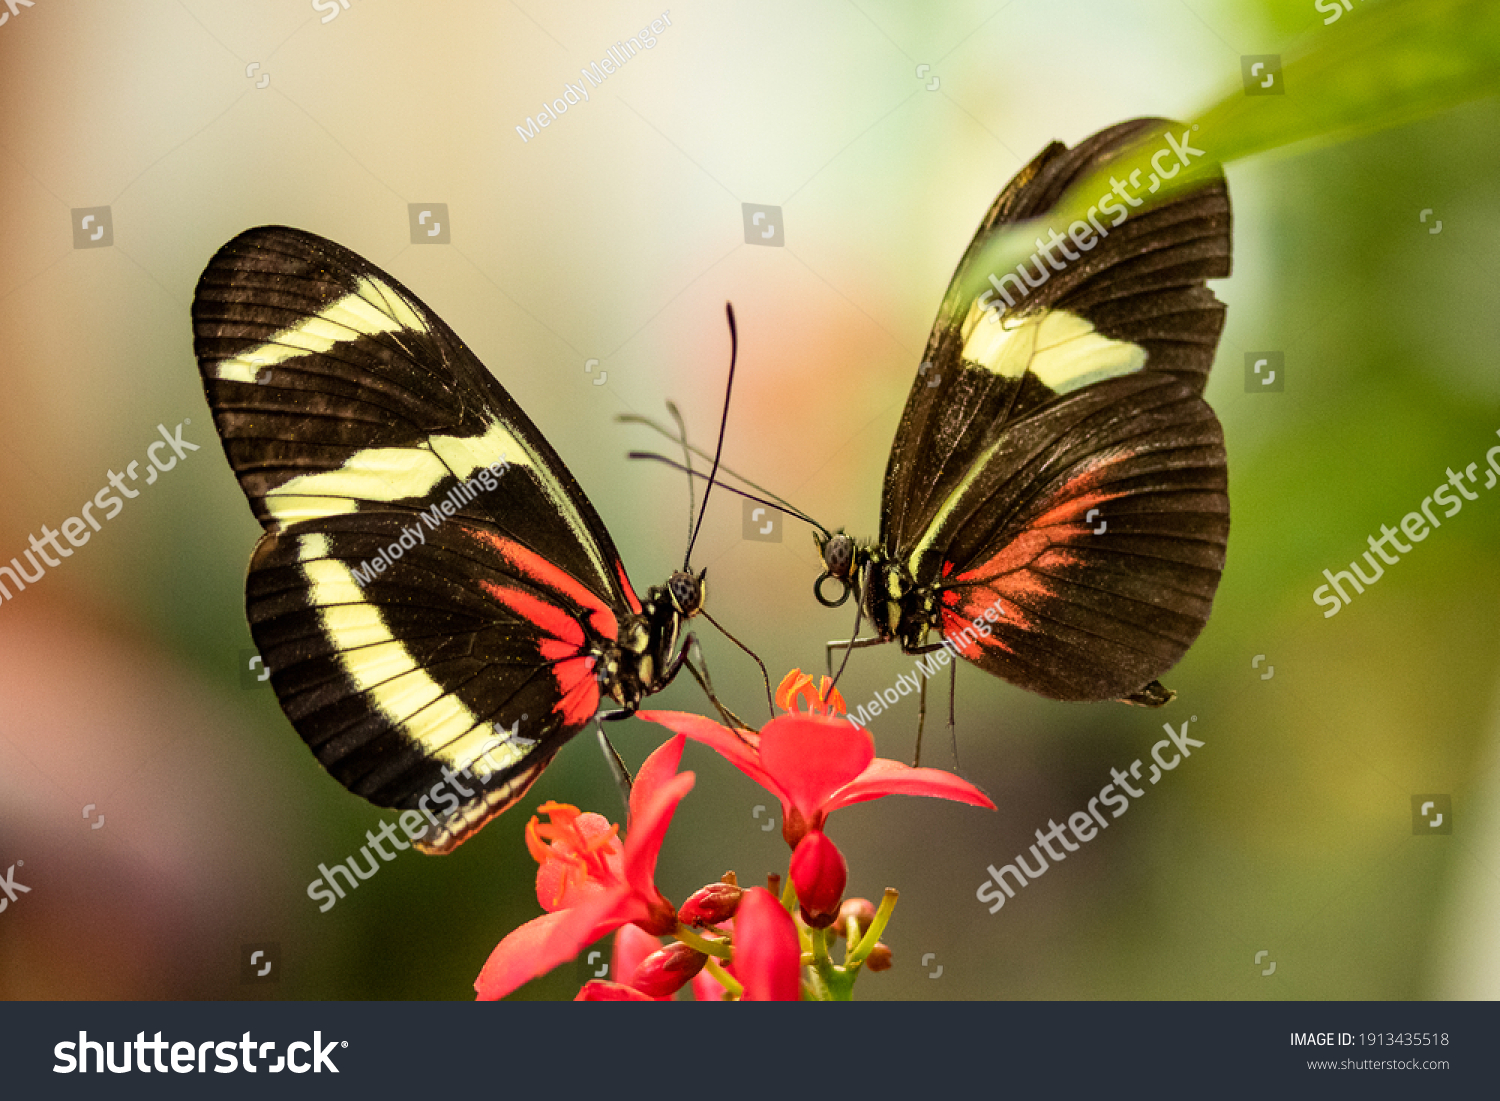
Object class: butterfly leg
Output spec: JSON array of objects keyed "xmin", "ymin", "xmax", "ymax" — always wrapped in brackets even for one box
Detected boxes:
[
  {"xmin": 915, "ymin": 673, "xmax": 927, "ymax": 767},
  {"xmin": 826, "ymin": 567, "xmax": 876, "ymax": 683},
  {"xmin": 824, "ymin": 636, "xmax": 885, "ymax": 678},
  {"xmin": 669, "ymin": 633, "xmax": 757, "ymax": 733},
  {"xmin": 904, "ymin": 639, "xmax": 956, "ymax": 767},
  {"xmin": 946, "ymin": 656, "xmax": 959, "ymax": 771},
  {"xmin": 593, "ymin": 716, "xmax": 634, "ymax": 816}
]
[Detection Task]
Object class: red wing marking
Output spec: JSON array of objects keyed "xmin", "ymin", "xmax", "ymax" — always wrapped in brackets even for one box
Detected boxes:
[
  {"xmin": 615, "ymin": 559, "xmax": 643, "ymax": 615},
  {"xmin": 941, "ymin": 606, "xmax": 1017, "ymax": 659},
  {"xmin": 553, "ymin": 656, "xmax": 601, "ymax": 726},
  {"xmin": 471, "ymin": 530, "xmax": 620, "ymax": 640},
  {"xmin": 481, "ymin": 580, "xmax": 600, "ymax": 723},
  {"xmin": 483, "ymin": 582, "xmax": 586, "ymax": 650}
]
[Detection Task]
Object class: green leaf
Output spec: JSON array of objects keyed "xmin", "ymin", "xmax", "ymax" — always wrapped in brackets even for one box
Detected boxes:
[{"xmin": 954, "ymin": 0, "xmax": 1500, "ymax": 309}]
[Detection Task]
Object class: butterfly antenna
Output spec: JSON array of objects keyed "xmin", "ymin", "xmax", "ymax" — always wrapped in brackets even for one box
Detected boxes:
[
  {"xmin": 620, "ymin": 412, "xmax": 815, "ymax": 529},
  {"xmin": 629, "ymin": 451, "xmax": 830, "ymax": 536},
  {"xmin": 684, "ymin": 302, "xmax": 737, "ymax": 570},
  {"xmin": 666, "ymin": 400, "xmax": 696, "ymax": 558}
]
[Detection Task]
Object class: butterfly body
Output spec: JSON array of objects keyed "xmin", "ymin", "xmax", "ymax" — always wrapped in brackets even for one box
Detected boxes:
[{"xmin": 192, "ymin": 226, "xmax": 709, "ymax": 853}]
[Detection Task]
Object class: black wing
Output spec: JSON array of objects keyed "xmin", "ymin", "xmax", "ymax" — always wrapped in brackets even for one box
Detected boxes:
[{"xmin": 192, "ymin": 226, "xmax": 642, "ymax": 852}]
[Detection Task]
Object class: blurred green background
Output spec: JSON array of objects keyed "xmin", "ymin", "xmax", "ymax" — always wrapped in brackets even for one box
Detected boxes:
[{"xmin": 2, "ymin": 0, "xmax": 1498, "ymax": 1001}]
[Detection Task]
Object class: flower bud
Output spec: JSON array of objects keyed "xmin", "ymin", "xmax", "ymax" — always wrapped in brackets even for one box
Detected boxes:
[
  {"xmin": 630, "ymin": 942, "xmax": 708, "ymax": 998},
  {"xmin": 789, "ymin": 830, "xmax": 846, "ymax": 929},
  {"xmin": 678, "ymin": 881, "xmax": 743, "ymax": 927},
  {"xmin": 865, "ymin": 943, "xmax": 892, "ymax": 972},
  {"xmin": 833, "ymin": 897, "xmax": 876, "ymax": 937}
]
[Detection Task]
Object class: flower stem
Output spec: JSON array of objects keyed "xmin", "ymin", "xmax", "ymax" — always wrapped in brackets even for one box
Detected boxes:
[
  {"xmin": 703, "ymin": 956, "xmax": 742, "ymax": 999},
  {"xmin": 846, "ymin": 888, "xmax": 898, "ymax": 968},
  {"xmin": 674, "ymin": 923, "xmax": 733, "ymax": 959}
]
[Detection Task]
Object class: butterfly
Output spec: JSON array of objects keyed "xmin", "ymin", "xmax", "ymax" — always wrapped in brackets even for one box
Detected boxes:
[
  {"xmin": 192, "ymin": 226, "xmax": 729, "ymax": 854},
  {"xmin": 813, "ymin": 117, "xmax": 1232, "ymax": 711},
  {"xmin": 631, "ymin": 117, "xmax": 1232, "ymax": 725}
]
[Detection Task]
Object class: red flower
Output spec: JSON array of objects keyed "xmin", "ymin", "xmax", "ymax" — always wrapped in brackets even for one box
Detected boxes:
[
  {"xmin": 734, "ymin": 888, "xmax": 802, "ymax": 1001},
  {"xmin": 639, "ymin": 671, "xmax": 995, "ymax": 847},
  {"xmin": 475, "ymin": 735, "xmax": 693, "ymax": 1001}
]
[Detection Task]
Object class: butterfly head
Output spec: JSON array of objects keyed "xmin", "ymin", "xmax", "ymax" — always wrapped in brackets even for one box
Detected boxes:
[
  {"xmin": 813, "ymin": 530, "xmax": 859, "ymax": 607},
  {"xmin": 667, "ymin": 567, "xmax": 706, "ymax": 617}
]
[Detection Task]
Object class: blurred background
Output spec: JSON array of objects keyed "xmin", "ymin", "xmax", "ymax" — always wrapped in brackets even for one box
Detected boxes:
[{"xmin": 2, "ymin": 0, "xmax": 1497, "ymax": 1000}]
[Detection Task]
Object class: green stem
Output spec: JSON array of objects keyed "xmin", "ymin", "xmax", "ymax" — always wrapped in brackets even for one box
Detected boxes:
[
  {"xmin": 674, "ymin": 923, "xmax": 733, "ymax": 960},
  {"xmin": 841, "ymin": 915, "xmax": 861, "ymax": 966},
  {"xmin": 703, "ymin": 956, "xmax": 742, "ymax": 999},
  {"xmin": 847, "ymin": 888, "xmax": 898, "ymax": 967},
  {"xmin": 805, "ymin": 927, "xmax": 846, "ymax": 1001}
]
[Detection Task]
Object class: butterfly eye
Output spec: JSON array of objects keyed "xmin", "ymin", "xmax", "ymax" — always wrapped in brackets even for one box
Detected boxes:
[
  {"xmin": 822, "ymin": 534, "xmax": 855, "ymax": 579},
  {"xmin": 667, "ymin": 570, "xmax": 702, "ymax": 614}
]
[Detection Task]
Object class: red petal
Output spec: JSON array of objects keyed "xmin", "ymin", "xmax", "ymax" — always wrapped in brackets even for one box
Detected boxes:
[
  {"xmin": 630, "ymin": 734, "xmax": 685, "ymax": 825},
  {"xmin": 575, "ymin": 980, "xmax": 657, "ymax": 1001},
  {"xmin": 637, "ymin": 710, "xmax": 772, "ymax": 792},
  {"xmin": 690, "ymin": 967, "xmax": 728, "ymax": 1002},
  {"xmin": 826, "ymin": 757, "xmax": 997, "ymax": 812},
  {"xmin": 759, "ymin": 715, "xmax": 873, "ymax": 824},
  {"xmin": 475, "ymin": 908, "xmax": 600, "ymax": 1001},
  {"xmin": 621, "ymin": 770, "xmax": 696, "ymax": 933},
  {"xmin": 735, "ymin": 888, "xmax": 802, "ymax": 1001}
]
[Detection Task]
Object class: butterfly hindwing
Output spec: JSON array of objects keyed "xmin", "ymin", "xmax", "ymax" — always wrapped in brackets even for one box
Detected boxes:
[
  {"xmin": 193, "ymin": 226, "xmax": 639, "ymax": 851},
  {"xmin": 917, "ymin": 373, "xmax": 1228, "ymax": 701}
]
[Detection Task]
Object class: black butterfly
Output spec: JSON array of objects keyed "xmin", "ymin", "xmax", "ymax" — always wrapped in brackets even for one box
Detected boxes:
[
  {"xmin": 817, "ymin": 117, "xmax": 1232, "ymax": 709},
  {"xmin": 192, "ymin": 226, "xmax": 726, "ymax": 854},
  {"xmin": 634, "ymin": 117, "xmax": 1231, "ymax": 723}
]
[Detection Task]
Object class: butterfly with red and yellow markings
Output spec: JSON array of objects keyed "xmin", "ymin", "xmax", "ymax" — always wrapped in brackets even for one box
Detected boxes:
[
  {"xmin": 811, "ymin": 117, "xmax": 1232, "ymax": 713},
  {"xmin": 193, "ymin": 226, "xmax": 724, "ymax": 854}
]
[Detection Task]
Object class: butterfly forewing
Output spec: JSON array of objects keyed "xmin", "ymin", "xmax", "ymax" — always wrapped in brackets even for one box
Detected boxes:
[{"xmin": 192, "ymin": 226, "xmax": 640, "ymax": 852}]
